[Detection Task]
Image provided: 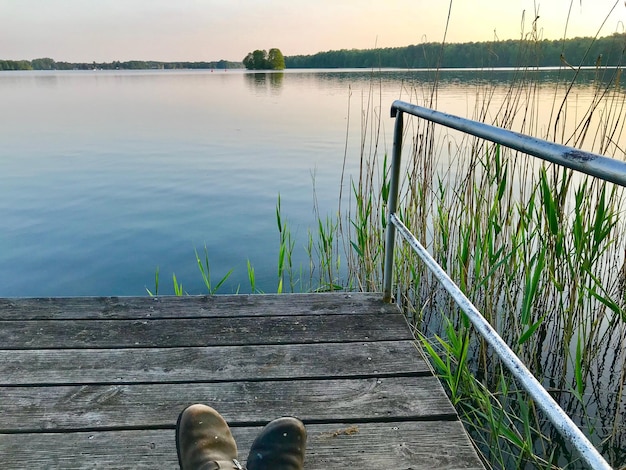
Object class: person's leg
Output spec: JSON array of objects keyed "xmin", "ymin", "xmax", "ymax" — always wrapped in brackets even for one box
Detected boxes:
[
  {"xmin": 246, "ymin": 417, "xmax": 307, "ymax": 470},
  {"xmin": 176, "ymin": 404, "xmax": 244, "ymax": 470}
]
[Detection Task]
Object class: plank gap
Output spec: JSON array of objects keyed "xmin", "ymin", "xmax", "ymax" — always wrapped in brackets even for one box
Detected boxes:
[
  {"xmin": 0, "ymin": 415, "xmax": 460, "ymax": 435},
  {"xmin": 0, "ymin": 312, "xmax": 400, "ymax": 322},
  {"xmin": 0, "ymin": 338, "xmax": 416, "ymax": 351},
  {"xmin": 0, "ymin": 371, "xmax": 433, "ymax": 388}
]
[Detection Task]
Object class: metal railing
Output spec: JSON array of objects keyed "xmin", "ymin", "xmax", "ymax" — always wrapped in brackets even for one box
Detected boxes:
[{"xmin": 382, "ymin": 99, "xmax": 626, "ymax": 470}]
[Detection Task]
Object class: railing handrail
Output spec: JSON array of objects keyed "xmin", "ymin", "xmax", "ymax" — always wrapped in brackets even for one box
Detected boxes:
[
  {"xmin": 383, "ymin": 100, "xmax": 619, "ymax": 470},
  {"xmin": 391, "ymin": 99, "xmax": 626, "ymax": 187}
]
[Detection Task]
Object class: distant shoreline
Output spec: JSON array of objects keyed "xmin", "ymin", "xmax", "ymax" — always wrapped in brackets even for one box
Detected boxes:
[
  {"xmin": 1, "ymin": 66, "xmax": 622, "ymax": 74},
  {"xmin": 2, "ymin": 33, "xmax": 625, "ymax": 71},
  {"xmin": 0, "ymin": 58, "xmax": 244, "ymax": 71}
]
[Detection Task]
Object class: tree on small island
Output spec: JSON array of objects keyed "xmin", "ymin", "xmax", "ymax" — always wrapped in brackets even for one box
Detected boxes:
[{"xmin": 243, "ymin": 48, "xmax": 285, "ymax": 70}]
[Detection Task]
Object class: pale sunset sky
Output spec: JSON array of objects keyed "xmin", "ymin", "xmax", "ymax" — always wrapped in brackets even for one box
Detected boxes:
[{"xmin": 0, "ymin": 0, "xmax": 624, "ymax": 62}]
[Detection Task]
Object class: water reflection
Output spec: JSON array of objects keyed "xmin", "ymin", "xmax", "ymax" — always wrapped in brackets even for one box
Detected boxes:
[
  {"xmin": 244, "ymin": 71, "xmax": 284, "ymax": 94},
  {"xmin": 33, "ymin": 73, "xmax": 59, "ymax": 88},
  {"xmin": 280, "ymin": 67, "xmax": 624, "ymax": 90}
]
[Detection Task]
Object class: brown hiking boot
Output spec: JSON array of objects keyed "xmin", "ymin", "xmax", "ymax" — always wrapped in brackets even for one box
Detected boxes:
[
  {"xmin": 246, "ymin": 417, "xmax": 307, "ymax": 470},
  {"xmin": 176, "ymin": 404, "xmax": 244, "ymax": 470}
]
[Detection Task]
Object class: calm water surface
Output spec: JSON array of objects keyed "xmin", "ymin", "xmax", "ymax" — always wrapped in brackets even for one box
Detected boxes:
[{"xmin": 0, "ymin": 68, "xmax": 611, "ymax": 296}]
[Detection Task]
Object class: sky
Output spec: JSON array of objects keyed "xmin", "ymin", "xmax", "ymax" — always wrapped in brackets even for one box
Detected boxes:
[{"xmin": 0, "ymin": 0, "xmax": 624, "ymax": 62}]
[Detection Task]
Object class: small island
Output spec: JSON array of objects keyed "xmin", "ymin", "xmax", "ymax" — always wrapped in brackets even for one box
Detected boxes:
[{"xmin": 242, "ymin": 48, "xmax": 285, "ymax": 70}]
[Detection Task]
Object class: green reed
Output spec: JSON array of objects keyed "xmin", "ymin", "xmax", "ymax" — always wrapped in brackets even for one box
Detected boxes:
[
  {"xmin": 328, "ymin": 16, "xmax": 626, "ymax": 466},
  {"xmin": 147, "ymin": 245, "xmax": 234, "ymax": 296},
  {"xmin": 276, "ymin": 193, "xmax": 295, "ymax": 294},
  {"xmin": 196, "ymin": 245, "xmax": 234, "ymax": 295}
]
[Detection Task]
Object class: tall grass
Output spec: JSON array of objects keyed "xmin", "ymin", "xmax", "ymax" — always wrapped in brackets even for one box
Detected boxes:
[{"xmin": 336, "ymin": 27, "xmax": 626, "ymax": 468}]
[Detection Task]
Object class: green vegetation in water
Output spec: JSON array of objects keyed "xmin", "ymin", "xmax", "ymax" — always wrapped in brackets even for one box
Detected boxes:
[
  {"xmin": 149, "ymin": 15, "xmax": 626, "ymax": 470},
  {"xmin": 332, "ymin": 18, "xmax": 626, "ymax": 469},
  {"xmin": 146, "ymin": 246, "xmax": 234, "ymax": 297}
]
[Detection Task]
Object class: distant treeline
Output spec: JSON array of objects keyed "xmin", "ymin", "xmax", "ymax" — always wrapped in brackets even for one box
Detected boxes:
[
  {"xmin": 285, "ymin": 33, "xmax": 626, "ymax": 69},
  {"xmin": 4, "ymin": 34, "xmax": 626, "ymax": 71},
  {"xmin": 0, "ymin": 58, "xmax": 243, "ymax": 71}
]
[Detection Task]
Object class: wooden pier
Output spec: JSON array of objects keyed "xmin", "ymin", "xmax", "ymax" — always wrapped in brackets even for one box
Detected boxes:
[{"xmin": 0, "ymin": 292, "xmax": 484, "ymax": 469}]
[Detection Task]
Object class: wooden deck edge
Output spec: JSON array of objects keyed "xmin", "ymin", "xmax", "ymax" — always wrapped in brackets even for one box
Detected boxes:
[
  {"xmin": 0, "ymin": 420, "xmax": 485, "ymax": 469},
  {"xmin": 0, "ymin": 292, "xmax": 399, "ymax": 320}
]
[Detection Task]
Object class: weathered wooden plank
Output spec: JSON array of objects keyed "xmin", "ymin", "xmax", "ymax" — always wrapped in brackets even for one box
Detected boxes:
[
  {"xmin": 0, "ymin": 313, "xmax": 412, "ymax": 349},
  {"xmin": 0, "ymin": 421, "xmax": 485, "ymax": 469},
  {"xmin": 0, "ymin": 340, "xmax": 428, "ymax": 385},
  {"xmin": 0, "ymin": 293, "xmax": 399, "ymax": 320},
  {"xmin": 0, "ymin": 376, "xmax": 456, "ymax": 432},
  {"xmin": 0, "ymin": 293, "xmax": 486, "ymax": 468}
]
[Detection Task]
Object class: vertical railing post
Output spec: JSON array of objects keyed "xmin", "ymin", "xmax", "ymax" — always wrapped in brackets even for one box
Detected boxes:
[{"xmin": 382, "ymin": 108, "xmax": 404, "ymax": 302}]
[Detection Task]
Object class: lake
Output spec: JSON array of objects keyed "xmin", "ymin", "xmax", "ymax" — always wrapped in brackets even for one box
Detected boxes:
[
  {"xmin": 0, "ymin": 67, "xmax": 616, "ymax": 296},
  {"xmin": 2, "ymin": 66, "xmax": 625, "ymax": 467}
]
